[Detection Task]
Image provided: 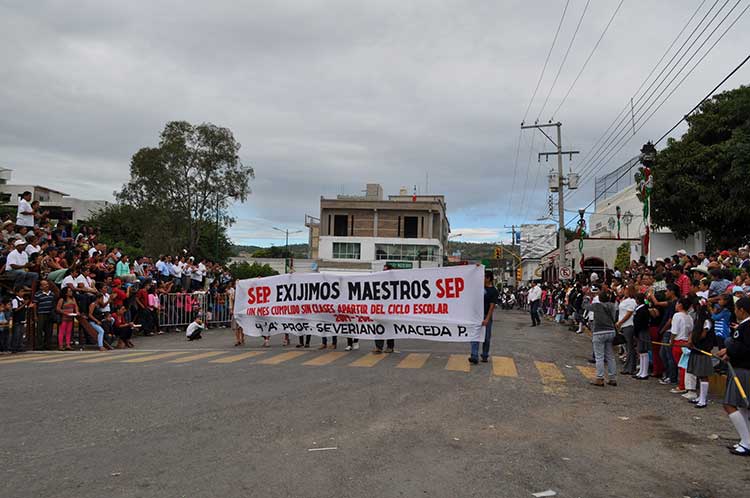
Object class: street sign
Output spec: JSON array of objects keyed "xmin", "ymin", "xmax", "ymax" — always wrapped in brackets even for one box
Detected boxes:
[
  {"xmin": 386, "ymin": 261, "xmax": 413, "ymax": 269},
  {"xmin": 559, "ymin": 267, "xmax": 573, "ymax": 280}
]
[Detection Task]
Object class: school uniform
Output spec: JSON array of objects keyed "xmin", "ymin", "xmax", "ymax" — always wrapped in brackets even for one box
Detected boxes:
[
  {"xmin": 688, "ymin": 318, "xmax": 715, "ymax": 378},
  {"xmin": 724, "ymin": 317, "xmax": 750, "ymax": 408},
  {"xmin": 633, "ymin": 304, "xmax": 651, "ymax": 354}
]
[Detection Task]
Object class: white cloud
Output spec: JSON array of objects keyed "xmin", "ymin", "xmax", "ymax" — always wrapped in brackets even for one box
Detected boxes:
[{"xmin": 451, "ymin": 228, "xmax": 500, "ymax": 242}]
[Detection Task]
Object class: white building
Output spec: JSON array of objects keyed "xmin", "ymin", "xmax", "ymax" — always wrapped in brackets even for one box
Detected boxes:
[{"xmin": 0, "ymin": 169, "xmax": 108, "ymax": 224}]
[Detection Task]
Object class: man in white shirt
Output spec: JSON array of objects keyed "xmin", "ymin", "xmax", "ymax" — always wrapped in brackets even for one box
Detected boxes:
[
  {"xmin": 528, "ymin": 281, "xmax": 542, "ymax": 327},
  {"xmin": 61, "ymin": 268, "xmax": 91, "ymax": 291},
  {"xmin": 16, "ymin": 191, "xmax": 35, "ymax": 229},
  {"xmin": 5, "ymin": 239, "xmax": 39, "ymax": 289},
  {"xmin": 616, "ymin": 288, "xmax": 637, "ymax": 374},
  {"xmin": 190, "ymin": 258, "xmax": 205, "ymax": 291}
]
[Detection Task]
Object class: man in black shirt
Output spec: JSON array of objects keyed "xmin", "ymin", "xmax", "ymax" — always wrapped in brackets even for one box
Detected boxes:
[{"xmin": 469, "ymin": 270, "xmax": 499, "ymax": 365}]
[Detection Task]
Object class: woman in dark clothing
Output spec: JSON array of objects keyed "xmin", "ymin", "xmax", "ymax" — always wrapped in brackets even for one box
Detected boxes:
[
  {"xmin": 632, "ymin": 293, "xmax": 652, "ymax": 380},
  {"xmin": 688, "ymin": 303, "xmax": 715, "ymax": 408}
]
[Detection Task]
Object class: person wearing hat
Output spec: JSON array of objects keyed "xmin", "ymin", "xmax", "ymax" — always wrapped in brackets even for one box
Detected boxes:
[
  {"xmin": 5, "ymin": 239, "xmax": 39, "ymax": 289},
  {"xmin": 1, "ymin": 220, "xmax": 16, "ymax": 242},
  {"xmin": 691, "ymin": 265, "xmax": 709, "ymax": 281}
]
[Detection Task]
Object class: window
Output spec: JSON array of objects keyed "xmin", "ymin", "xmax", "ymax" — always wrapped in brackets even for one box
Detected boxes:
[
  {"xmin": 404, "ymin": 216, "xmax": 418, "ymax": 238},
  {"xmin": 333, "ymin": 215, "xmax": 349, "ymax": 236},
  {"xmin": 375, "ymin": 244, "xmax": 438, "ymax": 262},
  {"xmin": 333, "ymin": 242, "xmax": 360, "ymax": 259}
]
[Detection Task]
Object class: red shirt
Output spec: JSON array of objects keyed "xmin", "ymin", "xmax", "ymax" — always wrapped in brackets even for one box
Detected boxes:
[
  {"xmin": 676, "ymin": 274, "xmax": 691, "ymax": 298},
  {"xmin": 111, "ymin": 287, "xmax": 127, "ymax": 308}
]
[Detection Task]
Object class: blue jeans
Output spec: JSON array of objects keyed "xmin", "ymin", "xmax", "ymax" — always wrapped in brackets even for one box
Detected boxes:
[
  {"xmin": 89, "ymin": 322, "xmax": 105, "ymax": 348},
  {"xmin": 470, "ymin": 320, "xmax": 492, "ymax": 361},
  {"xmin": 660, "ymin": 331, "xmax": 677, "ymax": 382},
  {"xmin": 593, "ymin": 331, "xmax": 617, "ymax": 380}
]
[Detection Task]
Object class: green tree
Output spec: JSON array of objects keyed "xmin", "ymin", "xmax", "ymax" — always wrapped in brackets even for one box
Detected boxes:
[
  {"xmin": 228, "ymin": 262, "xmax": 278, "ymax": 280},
  {"xmin": 116, "ymin": 121, "xmax": 254, "ymax": 253},
  {"xmin": 614, "ymin": 242, "xmax": 630, "ymax": 271},
  {"xmin": 651, "ymin": 85, "xmax": 750, "ymax": 248}
]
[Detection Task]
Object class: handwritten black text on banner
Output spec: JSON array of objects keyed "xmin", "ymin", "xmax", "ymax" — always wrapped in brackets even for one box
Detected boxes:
[{"xmin": 234, "ymin": 265, "xmax": 484, "ymax": 342}]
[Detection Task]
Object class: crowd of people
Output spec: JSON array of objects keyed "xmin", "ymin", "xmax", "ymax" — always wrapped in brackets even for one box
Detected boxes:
[
  {"xmin": 511, "ymin": 248, "xmax": 750, "ymax": 457},
  {"xmin": 0, "ymin": 191, "xmax": 236, "ymax": 354}
]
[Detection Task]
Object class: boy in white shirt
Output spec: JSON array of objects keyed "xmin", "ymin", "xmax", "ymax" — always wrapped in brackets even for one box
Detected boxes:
[{"xmin": 186, "ymin": 316, "xmax": 204, "ymax": 341}]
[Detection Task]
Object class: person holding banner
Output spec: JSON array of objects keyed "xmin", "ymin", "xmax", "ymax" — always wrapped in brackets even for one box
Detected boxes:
[
  {"xmin": 719, "ymin": 296, "xmax": 750, "ymax": 456},
  {"xmin": 469, "ymin": 270, "xmax": 498, "ymax": 365},
  {"xmin": 528, "ymin": 280, "xmax": 542, "ymax": 327},
  {"xmin": 373, "ymin": 263, "xmax": 396, "ymax": 354}
]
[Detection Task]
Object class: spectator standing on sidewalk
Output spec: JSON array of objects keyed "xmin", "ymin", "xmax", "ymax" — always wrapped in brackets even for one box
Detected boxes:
[
  {"xmin": 10, "ymin": 290, "xmax": 30, "ymax": 353},
  {"xmin": 469, "ymin": 270, "xmax": 499, "ymax": 365},
  {"xmin": 33, "ymin": 280, "xmax": 57, "ymax": 350},
  {"xmin": 583, "ymin": 289, "xmax": 619, "ymax": 387}
]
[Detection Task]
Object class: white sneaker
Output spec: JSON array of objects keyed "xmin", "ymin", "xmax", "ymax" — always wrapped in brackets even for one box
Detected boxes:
[
  {"xmin": 344, "ymin": 345, "xmax": 352, "ymax": 351},
  {"xmin": 353, "ymin": 343, "xmax": 359, "ymax": 350},
  {"xmin": 682, "ymin": 392, "xmax": 698, "ymax": 400}
]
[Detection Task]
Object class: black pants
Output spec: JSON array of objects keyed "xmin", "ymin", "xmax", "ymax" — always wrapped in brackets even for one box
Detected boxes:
[
  {"xmin": 187, "ymin": 329, "xmax": 202, "ymax": 341},
  {"xmin": 347, "ymin": 338, "xmax": 359, "ymax": 346},
  {"xmin": 116, "ymin": 326, "xmax": 133, "ymax": 341},
  {"xmin": 530, "ymin": 300, "xmax": 541, "ymax": 325},
  {"xmin": 374, "ymin": 339, "xmax": 394, "ymax": 350},
  {"xmin": 10, "ymin": 322, "xmax": 25, "ymax": 352},
  {"xmin": 36, "ymin": 314, "xmax": 54, "ymax": 350},
  {"xmin": 321, "ymin": 336, "xmax": 337, "ymax": 346},
  {"xmin": 298, "ymin": 334, "xmax": 311, "ymax": 346},
  {"xmin": 0, "ymin": 327, "xmax": 9, "ymax": 351}
]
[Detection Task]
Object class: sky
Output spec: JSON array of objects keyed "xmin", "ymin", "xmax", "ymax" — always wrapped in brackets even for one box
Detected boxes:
[{"xmin": 1, "ymin": 0, "xmax": 749, "ymax": 247}]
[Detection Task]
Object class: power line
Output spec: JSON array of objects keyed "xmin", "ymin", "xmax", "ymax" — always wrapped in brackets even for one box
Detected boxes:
[
  {"xmin": 572, "ymin": 0, "xmax": 731, "ymax": 183},
  {"xmin": 521, "ymin": 0, "xmax": 571, "ymax": 123},
  {"xmin": 536, "ymin": 0, "xmax": 591, "ymax": 122},
  {"xmin": 570, "ymin": 0, "xmax": 712, "ymax": 178},
  {"xmin": 570, "ymin": 0, "xmax": 747, "ymax": 196},
  {"xmin": 551, "ymin": 0, "xmax": 626, "ymax": 120},
  {"xmin": 505, "ymin": 128, "xmax": 524, "ymax": 220},
  {"xmin": 517, "ymin": 131, "xmax": 538, "ymax": 218},
  {"xmin": 565, "ymin": 50, "xmax": 750, "ymax": 227}
]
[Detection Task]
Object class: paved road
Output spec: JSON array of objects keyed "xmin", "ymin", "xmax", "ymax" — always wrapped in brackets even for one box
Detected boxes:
[{"xmin": 2, "ymin": 310, "xmax": 749, "ymax": 498}]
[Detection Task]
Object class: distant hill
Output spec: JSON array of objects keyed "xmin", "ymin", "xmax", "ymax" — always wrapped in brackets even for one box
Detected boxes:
[
  {"xmin": 232, "ymin": 243, "xmax": 309, "ymax": 259},
  {"xmin": 446, "ymin": 241, "xmax": 518, "ymax": 261}
]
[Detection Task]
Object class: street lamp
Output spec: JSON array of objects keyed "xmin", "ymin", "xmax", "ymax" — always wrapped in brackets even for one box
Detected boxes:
[
  {"xmin": 273, "ymin": 227, "xmax": 303, "ymax": 273},
  {"xmin": 622, "ymin": 210, "xmax": 634, "ymax": 238}
]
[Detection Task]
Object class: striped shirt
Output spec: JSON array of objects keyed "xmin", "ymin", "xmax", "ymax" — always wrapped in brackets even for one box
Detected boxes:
[{"xmin": 34, "ymin": 290, "xmax": 56, "ymax": 315}]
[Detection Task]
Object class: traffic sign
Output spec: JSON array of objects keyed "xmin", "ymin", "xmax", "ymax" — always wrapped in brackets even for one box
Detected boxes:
[{"xmin": 559, "ymin": 267, "xmax": 573, "ymax": 280}]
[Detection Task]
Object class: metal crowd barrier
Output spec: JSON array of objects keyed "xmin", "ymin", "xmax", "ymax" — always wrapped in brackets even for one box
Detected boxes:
[{"xmin": 158, "ymin": 292, "xmax": 232, "ymax": 328}]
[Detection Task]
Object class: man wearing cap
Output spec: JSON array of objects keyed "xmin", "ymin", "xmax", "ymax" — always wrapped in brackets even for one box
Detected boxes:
[{"xmin": 5, "ymin": 239, "xmax": 39, "ymax": 289}]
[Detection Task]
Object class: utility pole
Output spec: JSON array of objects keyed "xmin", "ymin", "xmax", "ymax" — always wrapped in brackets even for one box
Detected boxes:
[
  {"xmin": 520, "ymin": 122, "xmax": 579, "ymax": 279},
  {"xmin": 273, "ymin": 227, "xmax": 302, "ymax": 273},
  {"xmin": 504, "ymin": 224, "xmax": 518, "ymax": 288}
]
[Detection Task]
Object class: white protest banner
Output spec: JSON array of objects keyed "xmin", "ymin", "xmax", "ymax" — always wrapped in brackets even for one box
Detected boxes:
[{"xmin": 234, "ymin": 265, "xmax": 484, "ymax": 342}]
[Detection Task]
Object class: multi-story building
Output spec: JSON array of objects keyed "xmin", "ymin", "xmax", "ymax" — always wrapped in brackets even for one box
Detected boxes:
[{"xmin": 311, "ymin": 184, "xmax": 450, "ymax": 272}]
